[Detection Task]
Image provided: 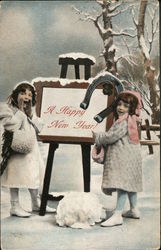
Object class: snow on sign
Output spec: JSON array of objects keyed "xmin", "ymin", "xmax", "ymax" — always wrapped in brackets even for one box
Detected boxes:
[{"xmin": 33, "ymin": 78, "xmax": 108, "ymax": 143}]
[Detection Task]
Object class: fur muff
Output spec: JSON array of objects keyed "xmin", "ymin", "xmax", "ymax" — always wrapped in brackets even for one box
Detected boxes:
[
  {"xmin": 92, "ymin": 144, "xmax": 106, "ymax": 164},
  {"xmin": 11, "ymin": 129, "xmax": 35, "ymax": 154}
]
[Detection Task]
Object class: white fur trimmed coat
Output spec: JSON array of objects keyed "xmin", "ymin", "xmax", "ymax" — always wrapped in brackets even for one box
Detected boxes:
[
  {"xmin": 0, "ymin": 103, "xmax": 45, "ymax": 189},
  {"xmin": 94, "ymin": 120, "xmax": 142, "ymax": 195}
]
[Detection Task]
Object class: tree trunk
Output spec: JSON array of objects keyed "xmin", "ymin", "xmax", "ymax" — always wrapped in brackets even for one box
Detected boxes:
[
  {"xmin": 100, "ymin": 1, "xmax": 117, "ymax": 75},
  {"xmin": 137, "ymin": 0, "xmax": 160, "ymax": 124}
]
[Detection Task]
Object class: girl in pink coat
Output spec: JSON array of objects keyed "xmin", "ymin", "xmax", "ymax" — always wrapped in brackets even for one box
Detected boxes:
[{"xmin": 92, "ymin": 90, "xmax": 143, "ymax": 227}]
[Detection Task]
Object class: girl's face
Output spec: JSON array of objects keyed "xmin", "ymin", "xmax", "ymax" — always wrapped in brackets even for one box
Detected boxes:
[
  {"xmin": 116, "ymin": 100, "xmax": 129, "ymax": 117},
  {"xmin": 17, "ymin": 88, "xmax": 33, "ymax": 109}
]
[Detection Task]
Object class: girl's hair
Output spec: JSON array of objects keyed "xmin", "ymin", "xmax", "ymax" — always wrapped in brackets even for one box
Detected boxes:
[
  {"xmin": 114, "ymin": 93, "xmax": 138, "ymax": 119},
  {"xmin": 8, "ymin": 83, "xmax": 36, "ymax": 107}
]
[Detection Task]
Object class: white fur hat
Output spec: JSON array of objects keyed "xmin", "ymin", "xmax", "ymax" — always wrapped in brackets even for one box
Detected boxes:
[{"xmin": 13, "ymin": 81, "xmax": 36, "ymax": 91}]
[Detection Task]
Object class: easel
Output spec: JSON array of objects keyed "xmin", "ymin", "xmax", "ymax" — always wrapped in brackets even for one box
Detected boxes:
[{"xmin": 39, "ymin": 54, "xmax": 95, "ymax": 215}]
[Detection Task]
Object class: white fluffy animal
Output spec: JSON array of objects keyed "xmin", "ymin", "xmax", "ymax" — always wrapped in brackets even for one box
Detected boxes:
[{"xmin": 56, "ymin": 192, "xmax": 106, "ymax": 229}]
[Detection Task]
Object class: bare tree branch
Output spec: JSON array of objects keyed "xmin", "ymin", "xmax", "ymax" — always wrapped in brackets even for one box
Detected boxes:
[
  {"xmin": 108, "ymin": 4, "xmax": 132, "ymax": 18},
  {"xmin": 96, "ymin": 0, "xmax": 104, "ymax": 8},
  {"xmin": 131, "ymin": 7, "xmax": 138, "ymax": 27},
  {"xmin": 116, "ymin": 54, "xmax": 138, "ymax": 66},
  {"xmin": 72, "ymin": 5, "xmax": 104, "ymax": 38},
  {"xmin": 136, "ymin": 0, "xmax": 160, "ymax": 123},
  {"xmin": 109, "ymin": 1, "xmax": 122, "ymax": 12},
  {"xmin": 112, "ymin": 30, "xmax": 136, "ymax": 38},
  {"xmin": 121, "ymin": 36, "xmax": 131, "ymax": 55},
  {"xmin": 122, "ymin": 80, "xmax": 151, "ymax": 114}
]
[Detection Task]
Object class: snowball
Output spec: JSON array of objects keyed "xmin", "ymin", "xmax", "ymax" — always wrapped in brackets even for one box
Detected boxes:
[{"xmin": 55, "ymin": 192, "xmax": 106, "ymax": 229}]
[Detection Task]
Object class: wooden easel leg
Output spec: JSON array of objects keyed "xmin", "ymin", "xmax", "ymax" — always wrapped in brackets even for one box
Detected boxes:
[
  {"xmin": 39, "ymin": 143, "xmax": 59, "ymax": 216},
  {"xmin": 74, "ymin": 64, "xmax": 80, "ymax": 79},
  {"xmin": 81, "ymin": 144, "xmax": 91, "ymax": 192},
  {"xmin": 60, "ymin": 64, "xmax": 68, "ymax": 78},
  {"xmin": 84, "ymin": 64, "xmax": 91, "ymax": 80}
]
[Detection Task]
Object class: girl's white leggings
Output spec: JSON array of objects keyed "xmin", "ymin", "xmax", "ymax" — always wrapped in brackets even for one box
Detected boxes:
[{"xmin": 10, "ymin": 187, "xmax": 39, "ymax": 202}]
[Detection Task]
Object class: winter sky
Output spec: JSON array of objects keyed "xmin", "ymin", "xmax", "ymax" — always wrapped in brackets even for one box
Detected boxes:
[
  {"xmin": 0, "ymin": 1, "xmax": 101, "ymax": 100},
  {"xmin": 0, "ymin": 0, "xmax": 159, "ymax": 101}
]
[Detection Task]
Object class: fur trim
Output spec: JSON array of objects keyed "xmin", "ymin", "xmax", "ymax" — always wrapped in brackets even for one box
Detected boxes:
[{"xmin": 0, "ymin": 130, "xmax": 14, "ymax": 175}]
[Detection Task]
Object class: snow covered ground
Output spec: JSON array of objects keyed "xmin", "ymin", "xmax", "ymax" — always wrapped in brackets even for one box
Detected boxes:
[{"xmin": 1, "ymin": 138, "xmax": 160, "ymax": 250}]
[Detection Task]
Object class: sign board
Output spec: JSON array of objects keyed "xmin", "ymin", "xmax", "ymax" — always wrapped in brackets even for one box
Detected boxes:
[{"xmin": 33, "ymin": 80, "xmax": 108, "ymax": 143}]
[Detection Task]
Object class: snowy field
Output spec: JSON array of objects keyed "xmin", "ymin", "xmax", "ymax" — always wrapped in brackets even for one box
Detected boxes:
[{"xmin": 1, "ymin": 135, "xmax": 160, "ymax": 250}]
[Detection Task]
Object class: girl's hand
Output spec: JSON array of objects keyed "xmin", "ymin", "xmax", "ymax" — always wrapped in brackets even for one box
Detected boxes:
[
  {"xmin": 24, "ymin": 100, "xmax": 33, "ymax": 118},
  {"xmin": 18, "ymin": 99, "xmax": 25, "ymax": 112},
  {"xmin": 91, "ymin": 130, "xmax": 96, "ymax": 140},
  {"xmin": 25, "ymin": 100, "xmax": 32, "ymax": 118}
]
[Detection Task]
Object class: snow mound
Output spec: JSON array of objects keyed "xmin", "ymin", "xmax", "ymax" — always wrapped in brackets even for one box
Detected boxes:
[{"xmin": 56, "ymin": 192, "xmax": 106, "ymax": 229}]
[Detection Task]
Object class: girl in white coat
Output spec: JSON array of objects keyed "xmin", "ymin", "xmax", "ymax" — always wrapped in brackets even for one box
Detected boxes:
[{"xmin": 0, "ymin": 82, "xmax": 55, "ymax": 217}]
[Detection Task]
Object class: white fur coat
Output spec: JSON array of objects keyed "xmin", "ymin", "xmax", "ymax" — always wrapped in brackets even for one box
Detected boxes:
[{"xmin": 0, "ymin": 103, "xmax": 45, "ymax": 189}]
